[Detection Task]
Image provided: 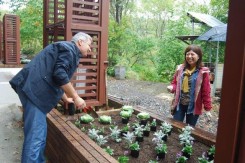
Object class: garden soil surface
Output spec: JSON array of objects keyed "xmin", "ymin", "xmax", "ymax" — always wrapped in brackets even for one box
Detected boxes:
[{"xmin": 72, "ymin": 111, "xmax": 210, "ymax": 163}]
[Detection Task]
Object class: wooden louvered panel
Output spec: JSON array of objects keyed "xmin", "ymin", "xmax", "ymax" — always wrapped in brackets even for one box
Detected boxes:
[
  {"xmin": 47, "ymin": 0, "xmax": 65, "ymax": 25},
  {"xmin": 72, "ymin": 0, "xmax": 100, "ymax": 25},
  {"xmin": 74, "ymin": 85, "xmax": 97, "ymax": 90},
  {"xmin": 70, "ymin": 79, "xmax": 97, "ymax": 84},
  {"xmin": 0, "ymin": 21, "xmax": 2, "ymax": 62},
  {"xmin": 3, "ymin": 14, "xmax": 20, "ymax": 64},
  {"xmin": 43, "ymin": 0, "xmax": 109, "ymax": 107},
  {"xmin": 71, "ymin": 32, "xmax": 100, "ymax": 103}
]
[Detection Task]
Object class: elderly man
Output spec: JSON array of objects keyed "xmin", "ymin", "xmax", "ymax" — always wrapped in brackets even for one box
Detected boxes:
[{"xmin": 9, "ymin": 32, "xmax": 92, "ymax": 163}]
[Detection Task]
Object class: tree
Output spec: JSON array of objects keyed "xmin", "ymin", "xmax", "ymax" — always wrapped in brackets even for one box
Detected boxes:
[
  {"xmin": 210, "ymin": 0, "xmax": 229, "ymax": 23},
  {"xmin": 11, "ymin": 0, "xmax": 43, "ymax": 55},
  {"xmin": 110, "ymin": 0, "xmax": 135, "ymax": 24}
]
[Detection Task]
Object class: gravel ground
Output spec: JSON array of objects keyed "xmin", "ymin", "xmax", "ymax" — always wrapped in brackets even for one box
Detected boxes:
[{"xmin": 107, "ymin": 77, "xmax": 219, "ymax": 135}]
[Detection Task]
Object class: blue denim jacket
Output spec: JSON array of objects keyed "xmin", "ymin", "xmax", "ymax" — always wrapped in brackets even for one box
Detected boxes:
[
  {"xmin": 178, "ymin": 69, "xmax": 199, "ymax": 114},
  {"xmin": 9, "ymin": 41, "xmax": 82, "ymax": 113}
]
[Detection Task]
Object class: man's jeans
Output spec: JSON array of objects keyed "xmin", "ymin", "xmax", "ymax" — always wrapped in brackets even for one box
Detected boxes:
[
  {"xmin": 17, "ymin": 87, "xmax": 47, "ymax": 163},
  {"xmin": 173, "ymin": 104, "xmax": 199, "ymax": 126}
]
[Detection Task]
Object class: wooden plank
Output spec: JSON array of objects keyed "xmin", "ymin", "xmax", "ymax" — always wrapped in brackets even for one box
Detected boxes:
[
  {"xmin": 47, "ymin": 110, "xmax": 94, "ymax": 162},
  {"xmin": 48, "ymin": 109, "xmax": 117, "ymax": 162}
]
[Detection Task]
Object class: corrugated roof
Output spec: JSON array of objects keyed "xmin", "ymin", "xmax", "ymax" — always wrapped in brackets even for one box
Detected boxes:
[{"xmin": 187, "ymin": 12, "xmax": 225, "ymax": 27}]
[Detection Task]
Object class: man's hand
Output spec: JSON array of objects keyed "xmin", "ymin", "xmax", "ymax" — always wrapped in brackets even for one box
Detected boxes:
[
  {"xmin": 74, "ymin": 97, "xmax": 86, "ymax": 110},
  {"xmin": 64, "ymin": 97, "xmax": 74, "ymax": 103}
]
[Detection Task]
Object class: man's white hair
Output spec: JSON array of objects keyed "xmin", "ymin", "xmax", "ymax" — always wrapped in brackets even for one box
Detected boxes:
[{"xmin": 71, "ymin": 32, "xmax": 92, "ymax": 43}]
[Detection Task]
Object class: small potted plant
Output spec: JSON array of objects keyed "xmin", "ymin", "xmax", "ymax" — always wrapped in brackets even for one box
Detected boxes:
[
  {"xmin": 207, "ymin": 145, "xmax": 215, "ymax": 161},
  {"xmin": 131, "ymin": 121, "xmax": 140, "ymax": 131},
  {"xmin": 109, "ymin": 126, "xmax": 122, "ymax": 143},
  {"xmin": 137, "ymin": 112, "xmax": 150, "ymax": 126},
  {"xmin": 103, "ymin": 146, "xmax": 114, "ymax": 156},
  {"xmin": 179, "ymin": 125, "xmax": 195, "ymax": 147},
  {"xmin": 134, "ymin": 125, "xmax": 144, "ymax": 142},
  {"xmin": 129, "ymin": 141, "xmax": 140, "ymax": 158},
  {"xmin": 160, "ymin": 121, "xmax": 173, "ymax": 136},
  {"xmin": 150, "ymin": 119, "xmax": 157, "ymax": 131},
  {"xmin": 143, "ymin": 123, "xmax": 151, "ymax": 137},
  {"xmin": 198, "ymin": 152, "xmax": 210, "ymax": 163},
  {"xmin": 118, "ymin": 155, "xmax": 129, "ymax": 163},
  {"xmin": 74, "ymin": 119, "xmax": 81, "ymax": 127},
  {"xmin": 123, "ymin": 131, "xmax": 135, "ymax": 148},
  {"xmin": 122, "ymin": 105, "xmax": 134, "ymax": 113},
  {"xmin": 80, "ymin": 114, "xmax": 94, "ymax": 124},
  {"xmin": 121, "ymin": 124, "xmax": 130, "ymax": 137},
  {"xmin": 153, "ymin": 129, "xmax": 167, "ymax": 142},
  {"xmin": 176, "ymin": 153, "xmax": 188, "ymax": 163},
  {"xmin": 155, "ymin": 142, "xmax": 167, "ymax": 159},
  {"xmin": 120, "ymin": 110, "xmax": 132, "ymax": 124},
  {"xmin": 181, "ymin": 145, "xmax": 193, "ymax": 159},
  {"xmin": 99, "ymin": 115, "xmax": 112, "ymax": 124},
  {"xmin": 68, "ymin": 103, "xmax": 75, "ymax": 115}
]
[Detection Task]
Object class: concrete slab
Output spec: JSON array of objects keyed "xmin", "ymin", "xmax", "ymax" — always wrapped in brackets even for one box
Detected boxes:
[
  {"xmin": 0, "ymin": 104, "xmax": 23, "ymax": 163},
  {"xmin": 0, "ymin": 68, "xmax": 23, "ymax": 162}
]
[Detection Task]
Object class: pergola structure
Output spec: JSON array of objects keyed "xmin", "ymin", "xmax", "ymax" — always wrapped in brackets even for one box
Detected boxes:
[{"xmin": 43, "ymin": 0, "xmax": 109, "ymax": 107}]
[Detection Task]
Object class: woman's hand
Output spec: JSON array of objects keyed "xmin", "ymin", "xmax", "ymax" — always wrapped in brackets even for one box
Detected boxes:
[
  {"xmin": 205, "ymin": 111, "xmax": 212, "ymax": 121},
  {"xmin": 167, "ymin": 85, "xmax": 173, "ymax": 92}
]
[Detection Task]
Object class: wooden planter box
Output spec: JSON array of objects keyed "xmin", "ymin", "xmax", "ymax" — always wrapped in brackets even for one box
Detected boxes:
[{"xmin": 46, "ymin": 98, "xmax": 216, "ymax": 162}]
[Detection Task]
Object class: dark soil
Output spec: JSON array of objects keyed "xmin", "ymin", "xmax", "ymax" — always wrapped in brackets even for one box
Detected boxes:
[{"xmin": 72, "ymin": 111, "xmax": 210, "ymax": 163}]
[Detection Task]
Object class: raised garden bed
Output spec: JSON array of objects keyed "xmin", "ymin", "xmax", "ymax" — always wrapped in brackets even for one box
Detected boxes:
[{"xmin": 46, "ymin": 98, "xmax": 216, "ymax": 162}]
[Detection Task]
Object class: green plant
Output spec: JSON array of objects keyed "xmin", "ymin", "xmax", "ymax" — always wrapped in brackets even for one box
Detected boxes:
[
  {"xmin": 122, "ymin": 105, "xmax": 134, "ymax": 113},
  {"xmin": 179, "ymin": 125, "xmax": 195, "ymax": 146},
  {"xmin": 136, "ymin": 112, "xmax": 150, "ymax": 120},
  {"xmin": 152, "ymin": 130, "xmax": 166, "ymax": 144},
  {"xmin": 208, "ymin": 145, "xmax": 215, "ymax": 156},
  {"xmin": 132, "ymin": 121, "xmax": 140, "ymax": 129},
  {"xmin": 98, "ymin": 127, "xmax": 105, "ymax": 135},
  {"xmin": 144, "ymin": 123, "xmax": 150, "ymax": 131},
  {"xmin": 118, "ymin": 156, "xmax": 129, "ymax": 163},
  {"xmin": 109, "ymin": 126, "xmax": 122, "ymax": 143},
  {"xmin": 80, "ymin": 114, "xmax": 94, "ymax": 123},
  {"xmin": 90, "ymin": 122, "xmax": 96, "ymax": 129},
  {"xmin": 150, "ymin": 119, "xmax": 157, "ymax": 127},
  {"xmin": 99, "ymin": 115, "xmax": 112, "ymax": 124},
  {"xmin": 134, "ymin": 125, "xmax": 144, "ymax": 137},
  {"xmin": 160, "ymin": 121, "xmax": 173, "ymax": 134},
  {"xmin": 95, "ymin": 135, "xmax": 108, "ymax": 146},
  {"xmin": 182, "ymin": 145, "xmax": 193, "ymax": 155},
  {"xmin": 74, "ymin": 119, "xmax": 81, "ymax": 127},
  {"xmin": 121, "ymin": 124, "xmax": 130, "ymax": 132},
  {"xmin": 176, "ymin": 155, "xmax": 188, "ymax": 163},
  {"xmin": 88, "ymin": 128, "xmax": 99, "ymax": 140},
  {"xmin": 129, "ymin": 141, "xmax": 140, "ymax": 151},
  {"xmin": 103, "ymin": 146, "xmax": 114, "ymax": 156},
  {"xmin": 80, "ymin": 127, "xmax": 86, "ymax": 132},
  {"xmin": 198, "ymin": 156, "xmax": 211, "ymax": 163},
  {"xmin": 155, "ymin": 143, "xmax": 167, "ymax": 154},
  {"xmin": 123, "ymin": 131, "xmax": 135, "ymax": 146},
  {"xmin": 120, "ymin": 110, "xmax": 132, "ymax": 119}
]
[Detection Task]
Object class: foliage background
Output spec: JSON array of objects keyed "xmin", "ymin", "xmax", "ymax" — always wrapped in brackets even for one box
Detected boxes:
[{"xmin": 0, "ymin": 0, "xmax": 228, "ymax": 82}]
